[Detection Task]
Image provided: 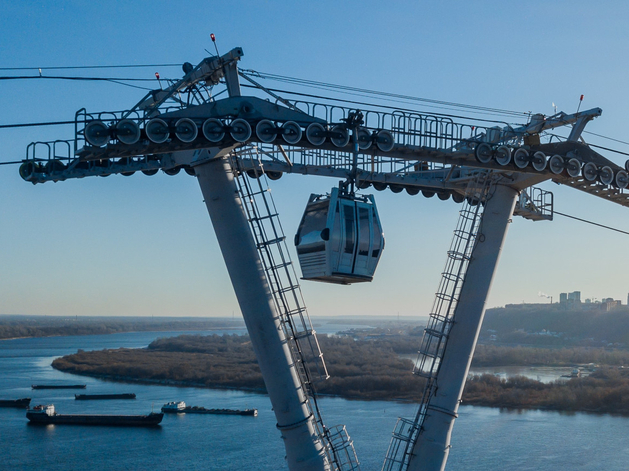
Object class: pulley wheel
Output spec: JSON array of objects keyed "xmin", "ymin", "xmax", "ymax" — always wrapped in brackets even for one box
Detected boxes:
[
  {"xmin": 117, "ymin": 158, "xmax": 135, "ymax": 177},
  {"xmin": 357, "ymin": 127, "xmax": 372, "ymax": 150},
  {"xmin": 202, "ymin": 118, "xmax": 225, "ymax": 142},
  {"xmin": 116, "ymin": 119, "xmax": 141, "ymax": 145},
  {"xmin": 330, "ymin": 125, "xmax": 350, "ymax": 148},
  {"xmin": 256, "ymin": 119, "xmax": 276, "ymax": 143},
  {"xmin": 531, "ymin": 151, "xmax": 547, "ymax": 171},
  {"xmin": 175, "ymin": 118, "xmax": 198, "ymax": 143},
  {"xmin": 566, "ymin": 158, "xmax": 581, "ymax": 178},
  {"xmin": 599, "ymin": 166, "xmax": 614, "ymax": 185},
  {"xmin": 549, "ymin": 155, "xmax": 565, "ymax": 174},
  {"xmin": 306, "ymin": 123, "xmax": 326, "ymax": 146},
  {"xmin": 85, "ymin": 120, "xmax": 110, "ymax": 147},
  {"xmin": 281, "ymin": 121, "xmax": 302, "ymax": 145},
  {"xmin": 615, "ymin": 170, "xmax": 629, "ymax": 189},
  {"xmin": 375, "ymin": 130, "xmax": 394, "ymax": 152},
  {"xmin": 452, "ymin": 192, "xmax": 465, "ymax": 204},
  {"xmin": 372, "ymin": 182, "xmax": 387, "ymax": 191},
  {"xmin": 494, "ymin": 146, "xmax": 511, "ymax": 166},
  {"xmin": 45, "ymin": 159, "xmax": 66, "ymax": 174},
  {"xmin": 230, "ymin": 119, "xmax": 252, "ymax": 142},
  {"xmin": 163, "ymin": 166, "xmax": 181, "ymax": 176},
  {"xmin": 145, "ymin": 118, "xmax": 170, "ymax": 144},
  {"xmin": 266, "ymin": 171, "xmax": 283, "ymax": 180},
  {"xmin": 19, "ymin": 161, "xmax": 39, "ymax": 180},
  {"xmin": 582, "ymin": 162, "xmax": 598, "ymax": 181},
  {"xmin": 513, "ymin": 148, "xmax": 529, "ymax": 169},
  {"xmin": 475, "ymin": 143, "xmax": 492, "ymax": 164}
]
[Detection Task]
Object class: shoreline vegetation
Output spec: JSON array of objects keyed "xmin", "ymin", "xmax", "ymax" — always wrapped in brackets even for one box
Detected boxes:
[
  {"xmin": 52, "ymin": 333, "xmax": 629, "ymax": 415},
  {"xmin": 0, "ymin": 316, "xmax": 245, "ymax": 340}
]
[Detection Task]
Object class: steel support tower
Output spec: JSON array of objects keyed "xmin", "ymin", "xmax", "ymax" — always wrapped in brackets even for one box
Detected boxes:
[{"xmin": 15, "ymin": 46, "xmax": 629, "ymax": 470}]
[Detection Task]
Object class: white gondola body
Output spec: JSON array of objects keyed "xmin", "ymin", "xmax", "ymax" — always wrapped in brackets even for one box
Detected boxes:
[{"xmin": 295, "ymin": 188, "xmax": 384, "ymax": 284}]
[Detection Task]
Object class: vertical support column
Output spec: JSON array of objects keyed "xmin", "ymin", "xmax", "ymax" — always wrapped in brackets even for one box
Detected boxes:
[
  {"xmin": 407, "ymin": 184, "xmax": 519, "ymax": 471},
  {"xmin": 194, "ymin": 156, "xmax": 328, "ymax": 471}
]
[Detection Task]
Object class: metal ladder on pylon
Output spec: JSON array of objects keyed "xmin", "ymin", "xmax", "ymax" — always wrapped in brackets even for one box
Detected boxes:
[
  {"xmin": 381, "ymin": 170, "xmax": 495, "ymax": 471},
  {"xmin": 230, "ymin": 146, "xmax": 361, "ymax": 471}
]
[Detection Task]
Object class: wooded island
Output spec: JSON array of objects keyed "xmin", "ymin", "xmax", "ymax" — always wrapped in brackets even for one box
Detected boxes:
[{"xmin": 52, "ymin": 333, "xmax": 629, "ymax": 414}]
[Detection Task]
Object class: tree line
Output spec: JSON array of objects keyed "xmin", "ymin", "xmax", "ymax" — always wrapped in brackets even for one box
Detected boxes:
[
  {"xmin": 0, "ymin": 317, "xmax": 243, "ymax": 340},
  {"xmin": 52, "ymin": 333, "xmax": 629, "ymax": 411}
]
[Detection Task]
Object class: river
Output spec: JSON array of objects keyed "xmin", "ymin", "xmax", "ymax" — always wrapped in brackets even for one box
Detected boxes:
[{"xmin": 1, "ymin": 326, "xmax": 628, "ymax": 470}]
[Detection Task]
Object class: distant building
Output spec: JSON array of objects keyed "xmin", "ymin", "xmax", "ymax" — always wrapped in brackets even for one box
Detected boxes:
[
  {"xmin": 559, "ymin": 291, "xmax": 581, "ymax": 305},
  {"xmin": 602, "ymin": 298, "xmax": 621, "ymax": 311}
]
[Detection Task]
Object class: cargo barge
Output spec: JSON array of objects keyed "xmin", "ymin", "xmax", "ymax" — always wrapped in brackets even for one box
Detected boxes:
[
  {"xmin": 31, "ymin": 384, "xmax": 86, "ymax": 390},
  {"xmin": 161, "ymin": 401, "xmax": 257, "ymax": 416},
  {"xmin": 26, "ymin": 405, "xmax": 163, "ymax": 426},
  {"xmin": 0, "ymin": 398, "xmax": 31, "ymax": 408},
  {"xmin": 75, "ymin": 393, "xmax": 136, "ymax": 400}
]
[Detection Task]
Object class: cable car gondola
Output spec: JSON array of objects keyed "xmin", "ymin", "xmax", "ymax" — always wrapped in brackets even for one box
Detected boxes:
[{"xmin": 294, "ymin": 187, "xmax": 384, "ymax": 284}]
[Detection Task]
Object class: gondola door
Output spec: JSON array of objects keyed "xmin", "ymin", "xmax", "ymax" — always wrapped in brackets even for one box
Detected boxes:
[
  {"xmin": 352, "ymin": 202, "xmax": 372, "ymax": 276},
  {"xmin": 337, "ymin": 198, "xmax": 357, "ymax": 275}
]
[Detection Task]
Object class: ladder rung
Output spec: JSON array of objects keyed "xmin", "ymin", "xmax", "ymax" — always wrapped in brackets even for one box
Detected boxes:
[
  {"xmin": 292, "ymin": 330, "xmax": 313, "ymax": 341},
  {"xmin": 277, "ymin": 284, "xmax": 299, "ymax": 295},
  {"xmin": 286, "ymin": 307, "xmax": 307, "ymax": 318},
  {"xmin": 256, "ymin": 236, "xmax": 285, "ymax": 248},
  {"xmin": 248, "ymin": 213, "xmax": 278, "ymax": 223},
  {"xmin": 416, "ymin": 350, "xmax": 437, "ymax": 359},
  {"xmin": 424, "ymin": 328, "xmax": 446, "ymax": 339},
  {"xmin": 270, "ymin": 261, "xmax": 292, "ymax": 271},
  {"xmin": 413, "ymin": 370, "xmax": 437, "ymax": 379}
]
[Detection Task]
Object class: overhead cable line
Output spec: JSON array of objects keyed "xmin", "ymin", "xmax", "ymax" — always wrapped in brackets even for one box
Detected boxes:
[
  {"xmin": 0, "ymin": 75, "xmax": 172, "ymax": 82},
  {"xmin": 0, "ymin": 120, "xmax": 75, "ymax": 129},
  {"xmin": 554, "ymin": 211, "xmax": 629, "ymax": 236},
  {"xmin": 586, "ymin": 143, "xmax": 629, "ymax": 157},
  {"xmin": 584, "ymin": 130, "xmax": 629, "ymax": 147},
  {"xmin": 240, "ymin": 69, "xmax": 530, "ymax": 119},
  {"xmin": 240, "ymin": 83, "xmax": 519, "ymax": 125},
  {"xmin": 0, "ymin": 64, "xmax": 181, "ymax": 71},
  {"xmin": 544, "ymin": 132, "xmax": 629, "ymax": 158}
]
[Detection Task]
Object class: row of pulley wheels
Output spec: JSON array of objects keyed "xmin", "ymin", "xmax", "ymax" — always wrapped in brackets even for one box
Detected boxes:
[
  {"xmin": 475, "ymin": 143, "xmax": 629, "ymax": 189},
  {"xmin": 84, "ymin": 117, "xmax": 396, "ymax": 152},
  {"xmin": 18, "ymin": 156, "xmax": 194, "ymax": 180}
]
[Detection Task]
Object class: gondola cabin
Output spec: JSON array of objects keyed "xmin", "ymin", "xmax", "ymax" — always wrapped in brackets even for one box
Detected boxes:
[{"xmin": 294, "ymin": 188, "xmax": 384, "ymax": 284}]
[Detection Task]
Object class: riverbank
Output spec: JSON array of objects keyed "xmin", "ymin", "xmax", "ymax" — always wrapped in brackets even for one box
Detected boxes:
[
  {"xmin": 52, "ymin": 334, "xmax": 629, "ymax": 413},
  {"xmin": 53, "ymin": 334, "xmax": 424, "ymax": 401},
  {"xmin": 0, "ymin": 316, "xmax": 245, "ymax": 340}
]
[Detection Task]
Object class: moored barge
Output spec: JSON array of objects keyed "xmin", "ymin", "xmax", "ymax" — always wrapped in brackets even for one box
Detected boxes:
[
  {"xmin": 75, "ymin": 393, "xmax": 136, "ymax": 400},
  {"xmin": 31, "ymin": 384, "xmax": 86, "ymax": 390},
  {"xmin": 26, "ymin": 405, "xmax": 163, "ymax": 426},
  {"xmin": 161, "ymin": 401, "xmax": 257, "ymax": 416},
  {"xmin": 0, "ymin": 398, "xmax": 31, "ymax": 408}
]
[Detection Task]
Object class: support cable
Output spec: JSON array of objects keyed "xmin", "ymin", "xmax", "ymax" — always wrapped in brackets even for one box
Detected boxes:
[
  {"xmin": 240, "ymin": 69, "xmax": 529, "ymax": 119},
  {"xmin": 554, "ymin": 211, "xmax": 629, "ymax": 236},
  {"xmin": 0, "ymin": 63, "xmax": 181, "ymax": 71}
]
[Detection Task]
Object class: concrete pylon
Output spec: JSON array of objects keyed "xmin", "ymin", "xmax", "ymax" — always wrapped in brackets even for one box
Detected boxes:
[
  {"xmin": 407, "ymin": 184, "xmax": 519, "ymax": 471},
  {"xmin": 194, "ymin": 156, "xmax": 329, "ymax": 471}
]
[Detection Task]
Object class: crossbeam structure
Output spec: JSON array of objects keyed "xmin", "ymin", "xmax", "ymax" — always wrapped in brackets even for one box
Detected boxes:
[{"xmin": 15, "ymin": 47, "xmax": 629, "ymax": 471}]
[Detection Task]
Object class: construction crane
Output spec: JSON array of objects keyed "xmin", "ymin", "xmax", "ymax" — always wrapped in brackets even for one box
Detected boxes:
[{"xmin": 16, "ymin": 46, "xmax": 629, "ymax": 471}]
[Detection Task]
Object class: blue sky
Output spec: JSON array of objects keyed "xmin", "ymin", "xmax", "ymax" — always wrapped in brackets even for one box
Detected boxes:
[{"xmin": 1, "ymin": 1, "xmax": 628, "ymax": 318}]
